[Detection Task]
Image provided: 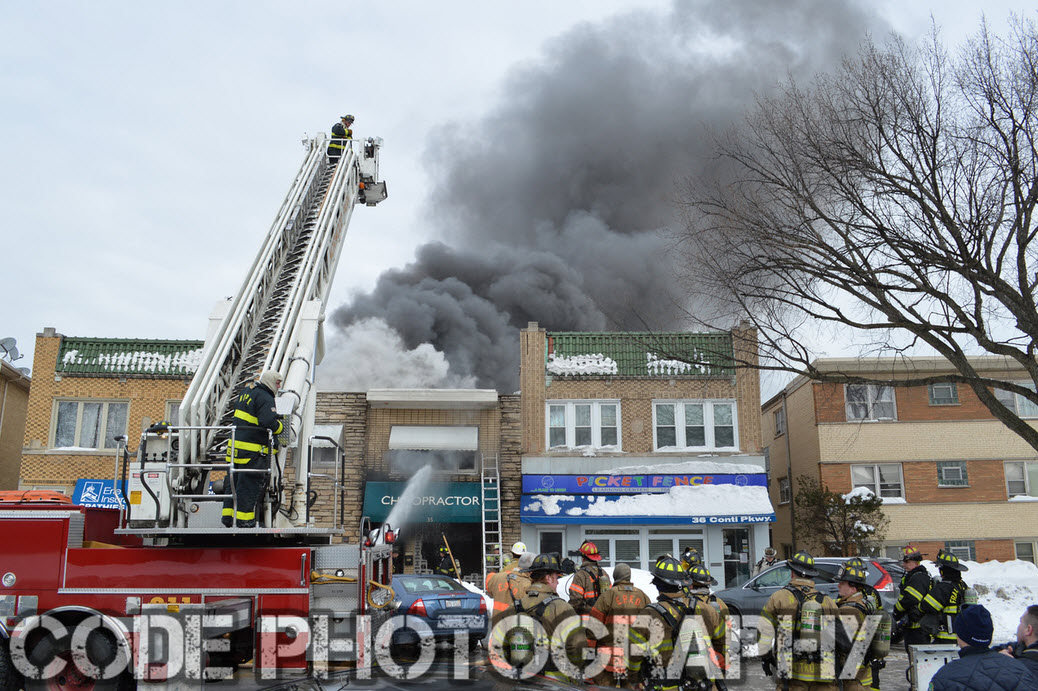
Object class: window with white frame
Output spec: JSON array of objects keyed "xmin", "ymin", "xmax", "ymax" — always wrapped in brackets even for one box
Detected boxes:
[
  {"xmin": 648, "ymin": 530, "xmax": 705, "ymax": 564},
  {"xmin": 166, "ymin": 401, "xmax": 181, "ymax": 426},
  {"xmin": 778, "ymin": 477, "xmax": 792, "ymax": 504},
  {"xmin": 1015, "ymin": 541, "xmax": 1036, "ymax": 565},
  {"xmin": 851, "ymin": 463, "xmax": 904, "ymax": 498},
  {"xmin": 944, "ymin": 540, "xmax": 975, "ymax": 561},
  {"xmin": 928, "ymin": 383, "xmax": 959, "ymax": 406},
  {"xmin": 546, "ymin": 401, "xmax": 620, "ymax": 449},
  {"xmin": 994, "ymin": 382, "xmax": 1038, "ymax": 418},
  {"xmin": 936, "ymin": 461, "xmax": 968, "ymax": 487},
  {"xmin": 845, "ymin": 384, "xmax": 896, "ymax": 421},
  {"xmin": 774, "ymin": 407, "xmax": 786, "ymax": 436},
  {"xmin": 53, "ymin": 400, "xmax": 129, "ymax": 450},
  {"xmin": 653, "ymin": 400, "xmax": 738, "ymax": 450},
  {"xmin": 1005, "ymin": 461, "xmax": 1038, "ymax": 498},
  {"xmin": 584, "ymin": 529, "xmax": 640, "ymax": 567}
]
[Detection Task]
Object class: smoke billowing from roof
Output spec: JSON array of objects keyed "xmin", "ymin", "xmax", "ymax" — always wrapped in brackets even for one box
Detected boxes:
[{"xmin": 327, "ymin": 0, "xmax": 890, "ymax": 392}]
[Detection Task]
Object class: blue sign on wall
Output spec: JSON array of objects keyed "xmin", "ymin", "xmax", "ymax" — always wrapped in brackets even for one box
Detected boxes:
[
  {"xmin": 72, "ymin": 479, "xmax": 124, "ymax": 509},
  {"xmin": 522, "ymin": 473, "xmax": 767, "ymax": 494}
]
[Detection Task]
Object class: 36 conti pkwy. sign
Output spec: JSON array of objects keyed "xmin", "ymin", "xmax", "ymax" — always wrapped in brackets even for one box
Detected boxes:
[
  {"xmin": 521, "ymin": 473, "xmax": 767, "ymax": 494},
  {"xmin": 362, "ymin": 481, "xmax": 482, "ymax": 523}
]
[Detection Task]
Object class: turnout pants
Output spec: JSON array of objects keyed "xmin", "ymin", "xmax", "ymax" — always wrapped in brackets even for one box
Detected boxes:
[{"xmin": 221, "ymin": 454, "xmax": 268, "ymax": 527}]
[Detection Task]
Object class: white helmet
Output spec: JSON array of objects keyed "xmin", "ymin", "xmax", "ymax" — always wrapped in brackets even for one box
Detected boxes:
[{"xmin": 510, "ymin": 541, "xmax": 527, "ymax": 557}]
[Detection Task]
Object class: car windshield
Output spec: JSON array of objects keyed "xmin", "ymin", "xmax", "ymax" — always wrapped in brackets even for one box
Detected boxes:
[
  {"xmin": 396, "ymin": 577, "xmax": 466, "ymax": 594},
  {"xmin": 753, "ymin": 566, "xmax": 791, "ymax": 587}
]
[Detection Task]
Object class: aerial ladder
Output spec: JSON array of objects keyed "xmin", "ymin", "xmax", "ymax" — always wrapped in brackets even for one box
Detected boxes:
[{"xmin": 123, "ymin": 134, "xmax": 387, "ymax": 537}]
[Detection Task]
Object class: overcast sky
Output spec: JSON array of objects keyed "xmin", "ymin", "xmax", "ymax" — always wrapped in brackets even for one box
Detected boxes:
[{"xmin": 2, "ymin": 1, "xmax": 1034, "ymax": 388}]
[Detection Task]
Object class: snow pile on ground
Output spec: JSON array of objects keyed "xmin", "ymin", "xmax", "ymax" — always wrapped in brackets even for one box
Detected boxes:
[
  {"xmin": 609, "ymin": 460, "xmax": 765, "ymax": 475},
  {"xmin": 459, "ymin": 577, "xmax": 494, "ymax": 613},
  {"xmin": 558, "ymin": 566, "xmax": 659, "ymax": 602},
  {"xmin": 923, "ymin": 559, "xmax": 1038, "ymax": 641}
]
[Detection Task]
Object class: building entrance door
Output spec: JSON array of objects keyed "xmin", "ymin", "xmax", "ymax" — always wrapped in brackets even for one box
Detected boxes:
[{"xmin": 722, "ymin": 527, "xmax": 751, "ymax": 587}]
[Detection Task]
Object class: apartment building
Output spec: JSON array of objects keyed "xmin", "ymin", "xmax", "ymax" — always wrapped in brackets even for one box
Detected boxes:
[
  {"xmin": 762, "ymin": 356, "xmax": 1038, "ymax": 564},
  {"xmin": 517, "ymin": 322, "xmax": 770, "ymax": 588}
]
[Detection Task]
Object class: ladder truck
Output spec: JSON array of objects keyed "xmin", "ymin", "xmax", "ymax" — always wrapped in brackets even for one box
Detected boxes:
[{"xmin": 0, "ymin": 134, "xmax": 397, "ymax": 689}]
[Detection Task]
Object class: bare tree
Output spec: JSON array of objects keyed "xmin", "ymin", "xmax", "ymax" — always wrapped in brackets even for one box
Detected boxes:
[{"xmin": 673, "ymin": 17, "xmax": 1038, "ymax": 452}]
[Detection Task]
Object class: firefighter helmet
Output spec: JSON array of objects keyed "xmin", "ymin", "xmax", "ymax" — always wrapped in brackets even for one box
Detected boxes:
[
  {"xmin": 837, "ymin": 562, "xmax": 869, "ymax": 586},
  {"xmin": 510, "ymin": 541, "xmax": 527, "ymax": 557},
  {"xmin": 578, "ymin": 540, "xmax": 602, "ymax": 562},
  {"xmin": 688, "ymin": 563, "xmax": 718, "ymax": 586},
  {"xmin": 342, "ymin": 114, "xmax": 355, "ymax": 123},
  {"xmin": 935, "ymin": 549, "xmax": 969, "ymax": 572},
  {"xmin": 763, "ymin": 547, "xmax": 777, "ymax": 558},
  {"xmin": 899, "ymin": 544, "xmax": 925, "ymax": 563},
  {"xmin": 681, "ymin": 546, "xmax": 701, "ymax": 567},
  {"xmin": 651, "ymin": 555, "xmax": 688, "ymax": 588},
  {"xmin": 526, "ymin": 553, "xmax": 566, "ymax": 575},
  {"xmin": 788, "ymin": 550, "xmax": 820, "ymax": 577}
]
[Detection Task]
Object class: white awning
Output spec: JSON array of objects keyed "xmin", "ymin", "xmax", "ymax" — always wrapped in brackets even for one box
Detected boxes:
[
  {"xmin": 309, "ymin": 424, "xmax": 343, "ymax": 448},
  {"xmin": 388, "ymin": 425, "xmax": 478, "ymax": 451}
]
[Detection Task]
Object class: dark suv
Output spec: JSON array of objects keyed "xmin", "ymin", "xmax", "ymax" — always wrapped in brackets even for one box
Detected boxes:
[{"xmin": 714, "ymin": 557, "xmax": 905, "ymax": 620}]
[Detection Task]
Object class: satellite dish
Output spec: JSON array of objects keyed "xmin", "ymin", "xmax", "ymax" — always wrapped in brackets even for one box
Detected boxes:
[
  {"xmin": 0, "ymin": 337, "xmax": 23, "ymax": 362},
  {"xmin": 16, "ymin": 367, "xmax": 30, "ymax": 377}
]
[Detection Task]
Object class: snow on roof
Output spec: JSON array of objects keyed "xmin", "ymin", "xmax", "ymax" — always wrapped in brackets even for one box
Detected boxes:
[
  {"xmin": 57, "ymin": 337, "xmax": 205, "ymax": 377},
  {"xmin": 546, "ymin": 353, "xmax": 618, "ymax": 375},
  {"xmin": 524, "ymin": 483, "xmax": 773, "ymax": 518}
]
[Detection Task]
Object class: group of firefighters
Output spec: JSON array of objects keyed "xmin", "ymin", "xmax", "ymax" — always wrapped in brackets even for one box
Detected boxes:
[{"xmin": 479, "ymin": 540, "xmax": 902, "ymax": 690}]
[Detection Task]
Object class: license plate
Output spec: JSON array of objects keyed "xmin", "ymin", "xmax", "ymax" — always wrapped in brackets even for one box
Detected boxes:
[
  {"xmin": 439, "ymin": 615, "xmax": 482, "ymax": 628},
  {"xmin": 444, "ymin": 599, "xmax": 461, "ymax": 608}
]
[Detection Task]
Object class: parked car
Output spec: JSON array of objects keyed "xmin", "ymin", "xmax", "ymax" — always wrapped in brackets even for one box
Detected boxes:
[
  {"xmin": 714, "ymin": 557, "xmax": 905, "ymax": 622},
  {"xmin": 390, "ymin": 574, "xmax": 489, "ymax": 649}
]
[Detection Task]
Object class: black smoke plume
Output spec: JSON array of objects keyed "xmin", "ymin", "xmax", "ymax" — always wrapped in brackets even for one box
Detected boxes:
[{"xmin": 329, "ymin": 0, "xmax": 890, "ymax": 392}]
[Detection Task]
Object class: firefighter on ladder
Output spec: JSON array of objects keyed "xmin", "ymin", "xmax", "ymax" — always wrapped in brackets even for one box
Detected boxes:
[
  {"xmin": 222, "ymin": 370, "xmax": 284, "ymax": 528},
  {"xmin": 327, "ymin": 114, "xmax": 353, "ymax": 164}
]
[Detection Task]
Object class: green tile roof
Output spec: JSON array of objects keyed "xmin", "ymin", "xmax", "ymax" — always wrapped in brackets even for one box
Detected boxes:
[
  {"xmin": 546, "ymin": 331, "xmax": 734, "ymax": 377},
  {"xmin": 56, "ymin": 337, "xmax": 205, "ymax": 378}
]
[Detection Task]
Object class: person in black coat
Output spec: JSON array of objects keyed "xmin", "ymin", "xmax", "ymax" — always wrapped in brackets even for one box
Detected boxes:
[
  {"xmin": 327, "ymin": 115, "xmax": 353, "ymax": 164},
  {"xmin": 996, "ymin": 605, "xmax": 1038, "ymax": 678},
  {"xmin": 221, "ymin": 370, "xmax": 284, "ymax": 528},
  {"xmin": 893, "ymin": 544, "xmax": 932, "ymax": 651},
  {"xmin": 433, "ymin": 545, "xmax": 459, "ymax": 579},
  {"xmin": 929, "ymin": 605, "xmax": 1037, "ymax": 690}
]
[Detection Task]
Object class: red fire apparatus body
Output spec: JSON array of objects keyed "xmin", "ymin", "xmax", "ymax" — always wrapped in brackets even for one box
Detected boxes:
[
  {"xmin": 1, "ymin": 494, "xmax": 395, "ymax": 689},
  {"xmin": 0, "ymin": 132, "xmax": 393, "ymax": 690}
]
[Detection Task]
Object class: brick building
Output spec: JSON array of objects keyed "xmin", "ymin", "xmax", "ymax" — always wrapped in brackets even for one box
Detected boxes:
[
  {"xmin": 1, "ymin": 357, "xmax": 31, "ymax": 490},
  {"xmin": 20, "ymin": 327, "xmax": 202, "ymax": 500},
  {"xmin": 312, "ymin": 388, "xmax": 520, "ymax": 581},
  {"xmin": 762, "ymin": 356, "xmax": 1038, "ymax": 564},
  {"xmin": 517, "ymin": 323, "xmax": 771, "ymax": 588}
]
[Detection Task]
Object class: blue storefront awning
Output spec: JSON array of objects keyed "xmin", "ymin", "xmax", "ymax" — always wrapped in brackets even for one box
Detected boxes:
[{"xmin": 520, "ymin": 483, "xmax": 775, "ymax": 525}]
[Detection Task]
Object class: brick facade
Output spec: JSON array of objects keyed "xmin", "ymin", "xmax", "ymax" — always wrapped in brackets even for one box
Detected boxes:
[
  {"xmin": 20, "ymin": 329, "xmax": 192, "ymax": 493},
  {"xmin": 520, "ymin": 323, "xmax": 762, "ymax": 456},
  {"xmin": 764, "ymin": 357, "xmax": 1038, "ymax": 562},
  {"xmin": 0, "ymin": 360, "xmax": 30, "ymax": 490}
]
